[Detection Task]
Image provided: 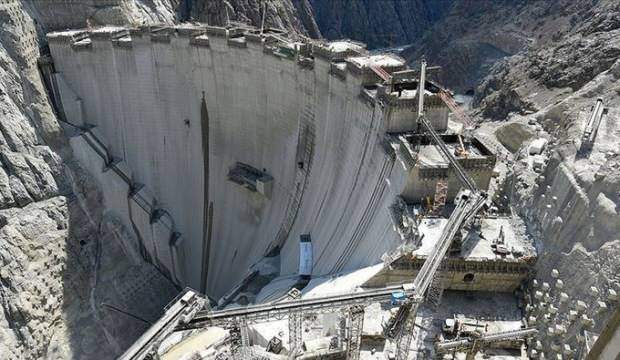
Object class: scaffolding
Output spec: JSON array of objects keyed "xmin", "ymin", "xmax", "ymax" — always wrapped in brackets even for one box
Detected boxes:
[
  {"xmin": 432, "ymin": 178, "xmax": 448, "ymax": 215},
  {"xmin": 288, "ymin": 312, "xmax": 303, "ymax": 354},
  {"xmin": 346, "ymin": 305, "xmax": 365, "ymax": 360}
]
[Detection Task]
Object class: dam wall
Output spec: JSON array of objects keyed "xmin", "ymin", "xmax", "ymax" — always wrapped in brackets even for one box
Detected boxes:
[{"xmin": 47, "ymin": 25, "xmax": 410, "ymax": 297}]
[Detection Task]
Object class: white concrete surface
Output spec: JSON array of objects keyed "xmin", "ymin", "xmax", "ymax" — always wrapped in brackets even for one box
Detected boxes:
[
  {"xmin": 48, "ymin": 28, "xmax": 409, "ymax": 297},
  {"xmin": 414, "ymin": 217, "xmax": 534, "ymax": 261}
]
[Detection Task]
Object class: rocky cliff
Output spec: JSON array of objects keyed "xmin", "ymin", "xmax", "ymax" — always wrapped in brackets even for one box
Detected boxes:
[
  {"xmin": 471, "ymin": 0, "xmax": 620, "ymax": 353},
  {"xmin": 310, "ymin": 0, "xmax": 453, "ymax": 49},
  {"xmin": 26, "ymin": 0, "xmax": 179, "ymax": 30},
  {"xmin": 0, "ymin": 2, "xmax": 181, "ymax": 358},
  {"xmin": 189, "ymin": 0, "xmax": 321, "ymax": 37}
]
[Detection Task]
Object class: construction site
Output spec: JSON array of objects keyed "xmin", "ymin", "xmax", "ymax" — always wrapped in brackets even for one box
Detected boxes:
[{"xmin": 28, "ymin": 15, "xmax": 617, "ymax": 360}]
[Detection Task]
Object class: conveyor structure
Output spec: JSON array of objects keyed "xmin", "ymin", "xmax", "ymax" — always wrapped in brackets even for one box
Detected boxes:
[
  {"xmin": 119, "ymin": 284, "xmax": 416, "ymax": 359},
  {"xmin": 180, "ymin": 283, "xmax": 417, "ymax": 329},
  {"xmin": 435, "ymin": 327, "xmax": 539, "ymax": 359},
  {"xmin": 119, "ymin": 289, "xmax": 206, "ymax": 360}
]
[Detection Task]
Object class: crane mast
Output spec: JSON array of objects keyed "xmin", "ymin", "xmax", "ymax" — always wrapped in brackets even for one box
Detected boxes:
[{"xmin": 393, "ymin": 59, "xmax": 486, "ymax": 360}]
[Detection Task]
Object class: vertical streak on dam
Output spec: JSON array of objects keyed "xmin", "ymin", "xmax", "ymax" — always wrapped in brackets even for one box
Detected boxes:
[{"xmin": 200, "ymin": 93, "xmax": 210, "ymax": 293}]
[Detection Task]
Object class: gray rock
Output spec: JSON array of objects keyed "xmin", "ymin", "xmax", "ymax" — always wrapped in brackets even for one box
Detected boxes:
[
  {"xmin": 8, "ymin": 174, "xmax": 32, "ymax": 207},
  {"xmin": 0, "ymin": 165, "xmax": 15, "ymax": 208}
]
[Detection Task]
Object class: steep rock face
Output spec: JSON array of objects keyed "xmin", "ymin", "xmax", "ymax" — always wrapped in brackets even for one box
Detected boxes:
[
  {"xmin": 309, "ymin": 0, "xmax": 611, "ymax": 94},
  {"xmin": 309, "ymin": 0, "xmax": 531, "ymax": 91},
  {"xmin": 474, "ymin": 0, "xmax": 620, "ymax": 119},
  {"xmin": 310, "ymin": 0, "xmax": 452, "ymax": 49},
  {"xmin": 404, "ymin": 0, "xmax": 543, "ymax": 92},
  {"xmin": 473, "ymin": 0, "xmax": 620, "ymax": 351},
  {"xmin": 189, "ymin": 0, "xmax": 321, "ymax": 37},
  {"xmin": 0, "ymin": 1, "xmax": 178, "ymax": 359},
  {"xmin": 26, "ymin": 0, "xmax": 179, "ymax": 30}
]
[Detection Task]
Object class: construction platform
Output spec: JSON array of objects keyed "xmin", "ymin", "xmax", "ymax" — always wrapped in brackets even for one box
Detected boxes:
[
  {"xmin": 365, "ymin": 216, "xmax": 536, "ymax": 292},
  {"xmin": 394, "ymin": 134, "xmax": 497, "ymax": 203}
]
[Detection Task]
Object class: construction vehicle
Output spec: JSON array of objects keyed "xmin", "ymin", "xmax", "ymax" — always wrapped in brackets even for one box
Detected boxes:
[
  {"xmin": 391, "ymin": 290, "xmax": 407, "ymax": 305},
  {"xmin": 454, "ymin": 134, "xmax": 469, "ymax": 158},
  {"xmin": 442, "ymin": 315, "xmax": 488, "ymax": 337}
]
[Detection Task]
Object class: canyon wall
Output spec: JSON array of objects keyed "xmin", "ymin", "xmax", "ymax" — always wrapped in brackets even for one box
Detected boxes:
[{"xmin": 0, "ymin": 1, "xmax": 180, "ymax": 359}]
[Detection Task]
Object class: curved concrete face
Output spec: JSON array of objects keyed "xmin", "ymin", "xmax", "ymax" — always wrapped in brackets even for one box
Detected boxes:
[{"xmin": 47, "ymin": 26, "xmax": 410, "ymax": 298}]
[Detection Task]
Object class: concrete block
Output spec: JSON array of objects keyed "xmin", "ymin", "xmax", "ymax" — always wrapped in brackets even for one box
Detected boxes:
[
  {"xmin": 555, "ymin": 279, "xmax": 564, "ymax": 289},
  {"xmin": 597, "ymin": 301, "xmax": 608, "ymax": 312},
  {"xmin": 534, "ymin": 290, "xmax": 544, "ymax": 300},
  {"xmin": 529, "ymin": 138, "xmax": 548, "ymax": 155},
  {"xmin": 590, "ymin": 286, "xmax": 600, "ymax": 296},
  {"xmin": 542, "ymin": 282, "xmax": 550, "ymax": 291},
  {"xmin": 576, "ymin": 300, "xmax": 587, "ymax": 311},
  {"xmin": 551, "ymin": 269, "xmax": 559, "ymax": 278},
  {"xmin": 608, "ymin": 288, "xmax": 618, "ymax": 301},
  {"xmin": 580, "ymin": 314, "xmax": 593, "ymax": 327},
  {"xmin": 549, "ymin": 305, "xmax": 558, "ymax": 314},
  {"xmin": 533, "ymin": 157, "xmax": 545, "ymax": 172},
  {"xmin": 559, "ymin": 292, "xmax": 569, "ymax": 303},
  {"xmin": 569, "ymin": 310, "xmax": 579, "ymax": 320}
]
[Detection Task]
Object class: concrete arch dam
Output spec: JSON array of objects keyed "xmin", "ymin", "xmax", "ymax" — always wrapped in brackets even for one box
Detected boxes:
[{"xmin": 46, "ymin": 25, "xmax": 410, "ymax": 298}]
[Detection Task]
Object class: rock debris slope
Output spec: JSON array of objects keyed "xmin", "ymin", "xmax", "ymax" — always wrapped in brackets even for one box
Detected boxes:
[{"xmin": 471, "ymin": 0, "xmax": 620, "ymax": 353}]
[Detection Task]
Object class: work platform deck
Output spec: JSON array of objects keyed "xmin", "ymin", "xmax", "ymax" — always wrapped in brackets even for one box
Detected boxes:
[{"xmin": 365, "ymin": 216, "xmax": 536, "ymax": 292}]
